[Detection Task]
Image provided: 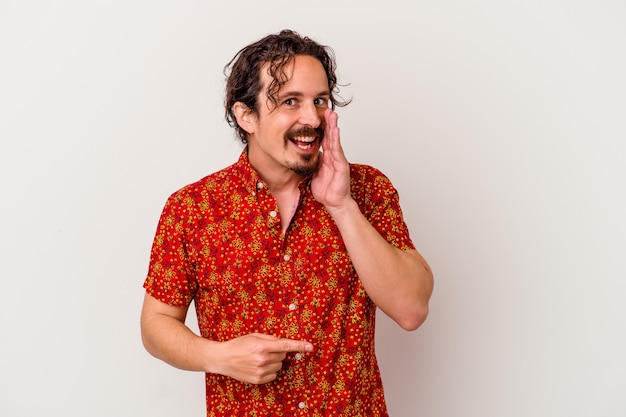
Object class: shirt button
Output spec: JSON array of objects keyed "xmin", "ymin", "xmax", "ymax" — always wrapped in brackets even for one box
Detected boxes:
[
  {"xmin": 257, "ymin": 182, "xmax": 264, "ymax": 189},
  {"xmin": 298, "ymin": 401, "xmax": 307, "ymax": 409},
  {"xmin": 283, "ymin": 254, "xmax": 290, "ymax": 261},
  {"xmin": 295, "ymin": 353, "xmax": 303, "ymax": 360},
  {"xmin": 269, "ymin": 210, "xmax": 277, "ymax": 217},
  {"xmin": 288, "ymin": 303, "xmax": 297, "ymax": 311}
]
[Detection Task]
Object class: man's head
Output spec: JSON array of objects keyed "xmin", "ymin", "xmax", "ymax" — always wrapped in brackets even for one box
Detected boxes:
[{"xmin": 224, "ymin": 29, "xmax": 349, "ymax": 144}]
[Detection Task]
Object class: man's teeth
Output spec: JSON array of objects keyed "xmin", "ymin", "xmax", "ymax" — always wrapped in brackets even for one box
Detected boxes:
[
  {"xmin": 293, "ymin": 136, "xmax": 315, "ymax": 143},
  {"xmin": 292, "ymin": 137, "xmax": 315, "ymax": 149}
]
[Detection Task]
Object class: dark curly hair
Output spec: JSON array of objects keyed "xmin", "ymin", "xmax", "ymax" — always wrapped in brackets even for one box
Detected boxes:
[{"xmin": 224, "ymin": 29, "xmax": 350, "ymax": 144}]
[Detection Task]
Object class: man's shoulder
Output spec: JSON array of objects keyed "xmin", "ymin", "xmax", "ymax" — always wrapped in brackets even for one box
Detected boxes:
[
  {"xmin": 348, "ymin": 162, "xmax": 400, "ymax": 206},
  {"xmin": 349, "ymin": 163, "xmax": 391, "ymax": 186},
  {"xmin": 349, "ymin": 162, "xmax": 383, "ymax": 176},
  {"xmin": 167, "ymin": 159, "xmax": 247, "ymax": 203}
]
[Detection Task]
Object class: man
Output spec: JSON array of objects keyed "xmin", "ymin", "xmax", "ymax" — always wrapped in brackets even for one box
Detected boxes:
[{"xmin": 141, "ymin": 29, "xmax": 433, "ymax": 416}]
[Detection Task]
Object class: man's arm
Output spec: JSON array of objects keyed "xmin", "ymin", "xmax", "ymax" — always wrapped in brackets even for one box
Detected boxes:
[
  {"xmin": 140, "ymin": 293, "xmax": 212, "ymax": 371},
  {"xmin": 312, "ymin": 109, "xmax": 434, "ymax": 331},
  {"xmin": 323, "ymin": 202, "xmax": 433, "ymax": 330},
  {"xmin": 140, "ymin": 293, "xmax": 314, "ymax": 383}
]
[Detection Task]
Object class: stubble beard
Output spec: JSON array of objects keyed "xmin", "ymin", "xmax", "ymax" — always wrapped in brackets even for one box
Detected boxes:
[{"xmin": 289, "ymin": 153, "xmax": 319, "ymax": 177}]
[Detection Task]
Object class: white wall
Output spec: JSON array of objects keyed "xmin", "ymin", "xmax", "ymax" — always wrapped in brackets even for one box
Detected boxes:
[{"xmin": 1, "ymin": 1, "xmax": 624, "ymax": 416}]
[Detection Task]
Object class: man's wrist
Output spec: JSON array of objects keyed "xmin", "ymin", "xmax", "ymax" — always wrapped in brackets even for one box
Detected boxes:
[
  {"xmin": 198, "ymin": 337, "xmax": 222, "ymax": 375},
  {"xmin": 325, "ymin": 198, "xmax": 359, "ymax": 221}
]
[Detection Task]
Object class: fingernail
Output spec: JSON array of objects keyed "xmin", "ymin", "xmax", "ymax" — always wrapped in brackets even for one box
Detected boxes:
[{"xmin": 305, "ymin": 343, "xmax": 313, "ymax": 352}]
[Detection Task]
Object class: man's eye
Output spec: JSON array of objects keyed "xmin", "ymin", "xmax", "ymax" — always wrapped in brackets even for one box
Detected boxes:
[
  {"xmin": 284, "ymin": 98, "xmax": 295, "ymax": 105},
  {"xmin": 314, "ymin": 98, "xmax": 329, "ymax": 106}
]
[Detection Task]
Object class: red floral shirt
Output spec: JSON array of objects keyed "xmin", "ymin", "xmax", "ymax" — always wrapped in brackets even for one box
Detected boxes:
[{"xmin": 144, "ymin": 150, "xmax": 415, "ymax": 416}]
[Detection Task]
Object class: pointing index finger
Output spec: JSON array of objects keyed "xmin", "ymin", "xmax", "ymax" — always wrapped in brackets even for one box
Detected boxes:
[{"xmin": 274, "ymin": 339, "xmax": 314, "ymax": 353}]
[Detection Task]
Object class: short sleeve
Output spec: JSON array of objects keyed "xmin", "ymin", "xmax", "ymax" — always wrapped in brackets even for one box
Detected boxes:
[
  {"xmin": 351, "ymin": 165, "xmax": 416, "ymax": 251},
  {"xmin": 143, "ymin": 190, "xmax": 198, "ymax": 307}
]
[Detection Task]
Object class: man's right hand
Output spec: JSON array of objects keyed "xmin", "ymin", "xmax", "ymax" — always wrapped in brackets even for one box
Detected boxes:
[
  {"xmin": 141, "ymin": 294, "xmax": 313, "ymax": 384},
  {"xmin": 215, "ymin": 333, "xmax": 314, "ymax": 384}
]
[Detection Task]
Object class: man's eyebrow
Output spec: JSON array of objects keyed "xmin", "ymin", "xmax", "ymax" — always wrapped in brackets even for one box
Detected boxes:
[{"xmin": 278, "ymin": 90, "xmax": 331, "ymax": 99}]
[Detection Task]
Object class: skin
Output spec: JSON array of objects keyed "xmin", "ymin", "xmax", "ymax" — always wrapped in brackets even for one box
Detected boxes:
[{"xmin": 141, "ymin": 54, "xmax": 433, "ymax": 385}]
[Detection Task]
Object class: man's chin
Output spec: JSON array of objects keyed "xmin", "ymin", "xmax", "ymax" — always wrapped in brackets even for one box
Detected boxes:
[
  {"xmin": 290, "ymin": 164, "xmax": 318, "ymax": 178},
  {"xmin": 289, "ymin": 157, "xmax": 319, "ymax": 177}
]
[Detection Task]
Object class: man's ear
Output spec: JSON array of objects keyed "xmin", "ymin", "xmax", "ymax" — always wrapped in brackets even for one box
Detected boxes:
[{"xmin": 233, "ymin": 102, "xmax": 256, "ymax": 135}]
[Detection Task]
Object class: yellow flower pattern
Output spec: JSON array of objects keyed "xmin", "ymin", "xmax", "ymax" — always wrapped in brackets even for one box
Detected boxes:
[{"xmin": 144, "ymin": 150, "xmax": 415, "ymax": 416}]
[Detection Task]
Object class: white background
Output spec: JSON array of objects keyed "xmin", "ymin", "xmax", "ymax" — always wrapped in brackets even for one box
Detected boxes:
[{"xmin": 1, "ymin": 1, "xmax": 625, "ymax": 416}]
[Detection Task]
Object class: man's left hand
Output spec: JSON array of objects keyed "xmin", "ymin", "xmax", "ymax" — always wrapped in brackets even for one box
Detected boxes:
[{"xmin": 311, "ymin": 108, "xmax": 352, "ymax": 212}]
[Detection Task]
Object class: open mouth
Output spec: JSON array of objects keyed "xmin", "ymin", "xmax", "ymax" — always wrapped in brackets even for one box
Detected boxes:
[
  {"xmin": 290, "ymin": 135, "xmax": 317, "ymax": 150},
  {"xmin": 286, "ymin": 126, "xmax": 323, "ymax": 151}
]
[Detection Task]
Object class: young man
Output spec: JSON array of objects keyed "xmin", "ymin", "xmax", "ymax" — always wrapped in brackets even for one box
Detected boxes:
[{"xmin": 141, "ymin": 29, "xmax": 433, "ymax": 416}]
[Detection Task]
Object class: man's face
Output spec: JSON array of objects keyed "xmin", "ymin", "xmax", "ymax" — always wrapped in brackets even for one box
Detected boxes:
[{"xmin": 247, "ymin": 54, "xmax": 330, "ymax": 179}]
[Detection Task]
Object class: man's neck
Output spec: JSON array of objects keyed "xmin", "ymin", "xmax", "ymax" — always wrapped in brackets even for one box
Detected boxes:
[{"xmin": 248, "ymin": 154, "xmax": 303, "ymax": 194}]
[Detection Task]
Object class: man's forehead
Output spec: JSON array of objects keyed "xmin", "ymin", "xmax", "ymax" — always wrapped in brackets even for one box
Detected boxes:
[
  {"xmin": 260, "ymin": 57, "xmax": 296, "ymax": 81},
  {"xmin": 259, "ymin": 56, "xmax": 328, "ymax": 91}
]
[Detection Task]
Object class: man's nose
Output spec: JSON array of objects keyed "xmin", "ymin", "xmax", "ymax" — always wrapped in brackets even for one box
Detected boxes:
[{"xmin": 299, "ymin": 102, "xmax": 322, "ymax": 128}]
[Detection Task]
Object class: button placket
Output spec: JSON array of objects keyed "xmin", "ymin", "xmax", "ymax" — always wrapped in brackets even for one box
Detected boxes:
[
  {"xmin": 277, "ymin": 242, "xmax": 308, "ymax": 392},
  {"xmin": 256, "ymin": 182, "xmax": 280, "ymax": 236}
]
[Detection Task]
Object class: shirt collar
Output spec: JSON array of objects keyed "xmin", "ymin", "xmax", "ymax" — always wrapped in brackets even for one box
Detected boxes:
[{"xmin": 234, "ymin": 148, "xmax": 312, "ymax": 196}]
